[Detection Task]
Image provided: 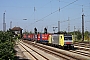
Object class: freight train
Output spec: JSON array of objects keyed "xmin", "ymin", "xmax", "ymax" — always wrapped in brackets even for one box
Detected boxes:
[{"xmin": 22, "ymin": 33, "xmax": 74, "ymax": 49}]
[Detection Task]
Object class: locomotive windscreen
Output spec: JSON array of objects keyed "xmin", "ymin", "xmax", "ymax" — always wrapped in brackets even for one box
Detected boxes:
[{"xmin": 64, "ymin": 35, "xmax": 72, "ymax": 40}]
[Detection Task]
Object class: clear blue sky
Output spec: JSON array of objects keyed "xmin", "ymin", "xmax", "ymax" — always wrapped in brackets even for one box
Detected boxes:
[{"xmin": 0, "ymin": 0, "xmax": 90, "ymax": 33}]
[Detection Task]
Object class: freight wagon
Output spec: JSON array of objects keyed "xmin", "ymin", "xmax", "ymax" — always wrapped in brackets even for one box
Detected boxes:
[
  {"xmin": 27, "ymin": 34, "xmax": 34, "ymax": 41},
  {"xmin": 22, "ymin": 34, "xmax": 28, "ymax": 40},
  {"xmin": 37, "ymin": 34, "xmax": 50, "ymax": 43}
]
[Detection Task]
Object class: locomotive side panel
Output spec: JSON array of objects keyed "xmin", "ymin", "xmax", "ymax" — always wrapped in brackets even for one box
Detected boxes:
[{"xmin": 51, "ymin": 34, "xmax": 59, "ymax": 45}]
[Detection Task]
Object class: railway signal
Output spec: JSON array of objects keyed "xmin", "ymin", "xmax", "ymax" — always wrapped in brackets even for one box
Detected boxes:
[
  {"xmin": 34, "ymin": 27, "xmax": 37, "ymax": 34},
  {"xmin": 44, "ymin": 27, "xmax": 47, "ymax": 34}
]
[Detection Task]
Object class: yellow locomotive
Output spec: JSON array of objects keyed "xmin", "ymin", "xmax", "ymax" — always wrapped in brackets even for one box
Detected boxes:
[{"xmin": 48, "ymin": 34, "xmax": 74, "ymax": 49}]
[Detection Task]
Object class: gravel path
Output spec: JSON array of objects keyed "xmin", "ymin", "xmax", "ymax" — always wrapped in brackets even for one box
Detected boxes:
[{"xmin": 14, "ymin": 43, "xmax": 29, "ymax": 60}]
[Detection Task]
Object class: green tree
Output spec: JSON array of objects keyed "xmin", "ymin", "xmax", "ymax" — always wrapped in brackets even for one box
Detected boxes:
[
  {"xmin": 30, "ymin": 31, "xmax": 32, "ymax": 34},
  {"xmin": 0, "ymin": 31, "xmax": 15, "ymax": 60},
  {"xmin": 77, "ymin": 30, "xmax": 82, "ymax": 40},
  {"xmin": 84, "ymin": 31, "xmax": 89, "ymax": 40}
]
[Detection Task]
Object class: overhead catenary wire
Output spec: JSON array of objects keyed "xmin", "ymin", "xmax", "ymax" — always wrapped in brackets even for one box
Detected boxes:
[
  {"xmin": 46, "ymin": 13, "xmax": 90, "ymax": 28},
  {"xmin": 29, "ymin": 0, "xmax": 78, "ymax": 25},
  {"xmin": 24, "ymin": 14, "xmax": 90, "ymax": 32},
  {"xmin": 57, "ymin": 0, "xmax": 90, "ymax": 8},
  {"xmin": 23, "ymin": 0, "xmax": 89, "ymax": 31},
  {"xmin": 60, "ymin": 0, "xmax": 78, "ymax": 9},
  {"xmin": 37, "ymin": 0, "xmax": 78, "ymax": 21}
]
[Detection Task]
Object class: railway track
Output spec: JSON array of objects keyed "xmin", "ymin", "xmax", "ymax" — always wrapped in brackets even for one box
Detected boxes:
[
  {"xmin": 74, "ymin": 42, "xmax": 90, "ymax": 48},
  {"xmin": 19, "ymin": 41, "xmax": 49, "ymax": 60},
  {"xmin": 22, "ymin": 40, "xmax": 90, "ymax": 60},
  {"xmin": 69, "ymin": 50, "xmax": 90, "ymax": 57},
  {"xmin": 20, "ymin": 40, "xmax": 77, "ymax": 60},
  {"xmin": 74, "ymin": 42, "xmax": 90, "ymax": 51},
  {"xmin": 19, "ymin": 41, "xmax": 65, "ymax": 60}
]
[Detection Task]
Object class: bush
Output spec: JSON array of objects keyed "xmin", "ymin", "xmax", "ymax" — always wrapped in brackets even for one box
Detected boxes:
[{"xmin": 0, "ymin": 31, "xmax": 15, "ymax": 60}]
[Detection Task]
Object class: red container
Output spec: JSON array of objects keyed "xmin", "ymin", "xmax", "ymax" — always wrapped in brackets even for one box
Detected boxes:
[
  {"xmin": 42, "ymin": 34, "xmax": 49, "ymax": 40},
  {"xmin": 37, "ymin": 34, "xmax": 40, "ymax": 40},
  {"xmin": 28, "ymin": 34, "xmax": 31, "ymax": 39},
  {"xmin": 37, "ymin": 34, "xmax": 50, "ymax": 41},
  {"xmin": 31, "ymin": 34, "xmax": 34, "ymax": 39},
  {"xmin": 23, "ymin": 34, "xmax": 27, "ymax": 39},
  {"xmin": 28, "ymin": 34, "xmax": 34, "ymax": 39}
]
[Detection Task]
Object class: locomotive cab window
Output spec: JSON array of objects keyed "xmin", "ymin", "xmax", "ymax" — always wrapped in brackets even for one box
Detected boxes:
[
  {"xmin": 64, "ymin": 36, "xmax": 72, "ymax": 40},
  {"xmin": 61, "ymin": 36, "xmax": 62, "ymax": 39}
]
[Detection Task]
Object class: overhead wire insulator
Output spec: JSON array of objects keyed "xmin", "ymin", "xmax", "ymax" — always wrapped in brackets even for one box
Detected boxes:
[{"xmin": 59, "ymin": 7, "xmax": 60, "ymax": 12}]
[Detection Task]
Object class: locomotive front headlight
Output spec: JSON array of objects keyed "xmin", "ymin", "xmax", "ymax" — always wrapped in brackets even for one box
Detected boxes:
[
  {"xmin": 71, "ymin": 44, "xmax": 74, "ymax": 46},
  {"xmin": 64, "ymin": 44, "xmax": 67, "ymax": 46}
]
